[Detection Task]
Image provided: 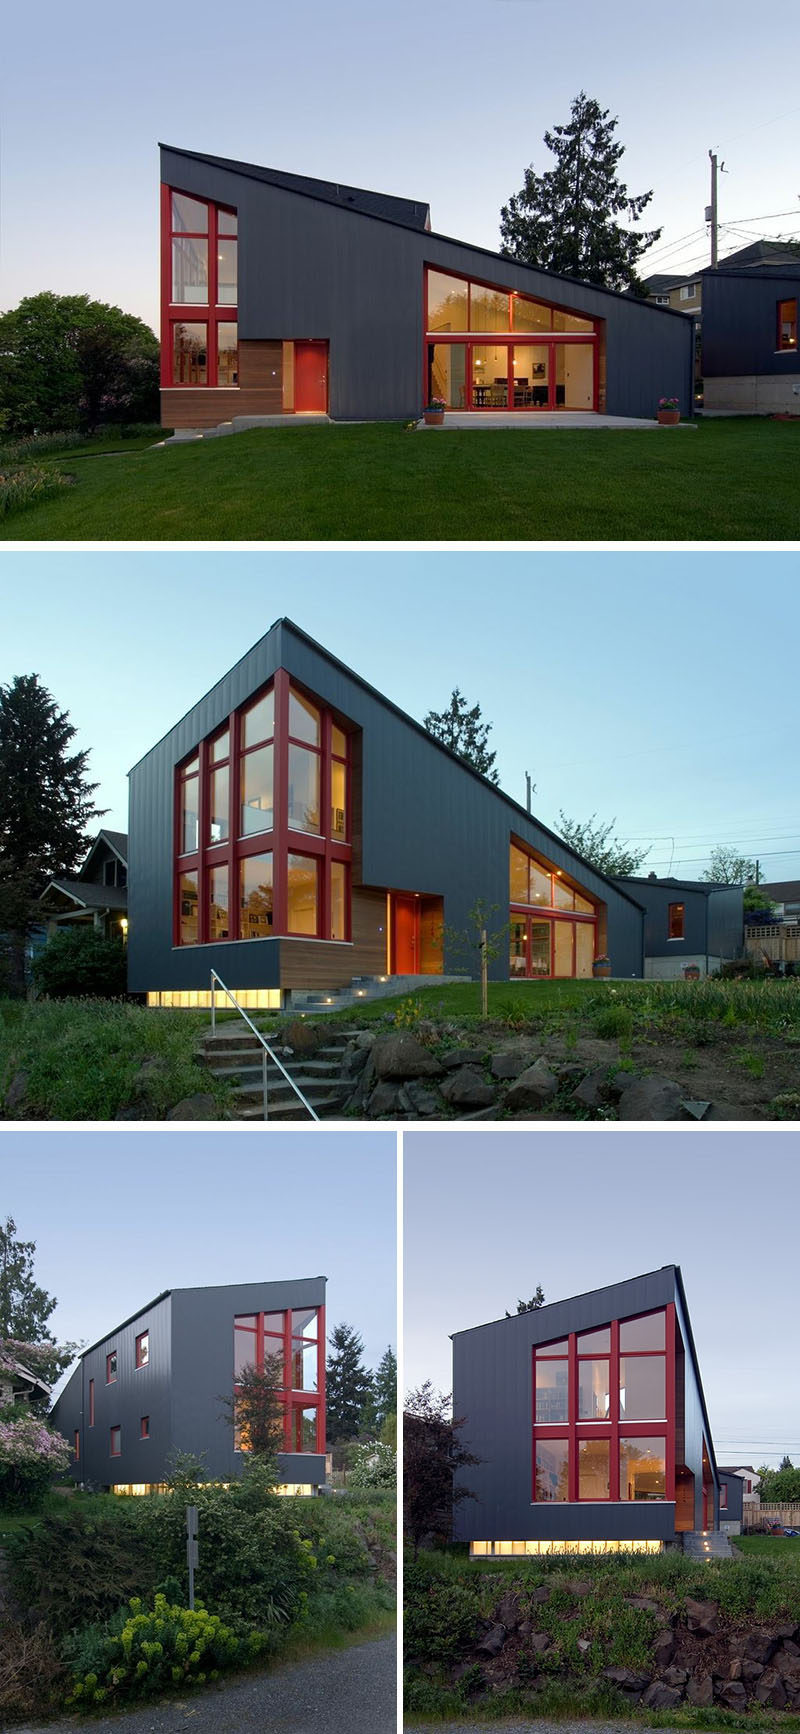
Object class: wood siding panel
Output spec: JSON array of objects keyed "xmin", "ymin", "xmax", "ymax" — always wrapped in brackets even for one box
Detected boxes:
[
  {"xmin": 279, "ymin": 888, "xmax": 387, "ymax": 989},
  {"xmin": 162, "ymin": 342, "xmax": 284, "ymax": 427}
]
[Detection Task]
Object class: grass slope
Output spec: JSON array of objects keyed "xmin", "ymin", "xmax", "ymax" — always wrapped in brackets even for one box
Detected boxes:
[
  {"xmin": 3, "ymin": 420, "xmax": 798, "ymax": 540},
  {"xmin": 0, "ymin": 999, "xmax": 229, "ymax": 1120}
]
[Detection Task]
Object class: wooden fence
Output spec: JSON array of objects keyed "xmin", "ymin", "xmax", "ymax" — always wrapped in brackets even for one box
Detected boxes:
[
  {"xmin": 744, "ymin": 925, "xmax": 800, "ymax": 963},
  {"xmin": 743, "ymin": 1503, "xmax": 800, "ymax": 1529}
]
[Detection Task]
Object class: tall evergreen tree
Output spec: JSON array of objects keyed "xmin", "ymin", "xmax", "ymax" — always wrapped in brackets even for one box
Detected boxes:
[
  {"xmin": 325, "ymin": 1322, "xmax": 373, "ymax": 1444},
  {"xmin": 500, "ymin": 92, "xmax": 661, "ymax": 292},
  {"xmin": 423, "ymin": 689, "xmax": 499, "ymax": 784},
  {"xmin": 360, "ymin": 1345, "xmax": 398, "ymax": 1436},
  {"xmin": 0, "ymin": 674, "xmax": 102, "ymax": 993}
]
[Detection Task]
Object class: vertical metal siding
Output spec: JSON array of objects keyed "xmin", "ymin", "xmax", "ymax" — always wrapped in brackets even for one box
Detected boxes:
[{"xmin": 703, "ymin": 271, "xmax": 800, "ymax": 378}]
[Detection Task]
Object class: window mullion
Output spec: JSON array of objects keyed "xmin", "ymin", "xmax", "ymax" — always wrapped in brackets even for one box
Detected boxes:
[{"xmin": 610, "ymin": 1318, "xmax": 620, "ymax": 1499}]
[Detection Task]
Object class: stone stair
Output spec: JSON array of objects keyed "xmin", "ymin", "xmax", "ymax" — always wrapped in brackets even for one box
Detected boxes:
[
  {"xmin": 200, "ymin": 1025, "xmax": 370, "ymax": 1121},
  {"xmin": 682, "ymin": 1530, "xmax": 734, "ymax": 1560},
  {"xmin": 288, "ymin": 972, "xmax": 469, "ymax": 1013}
]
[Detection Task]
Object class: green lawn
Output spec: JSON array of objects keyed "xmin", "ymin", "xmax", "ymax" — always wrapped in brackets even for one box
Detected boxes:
[
  {"xmin": 3, "ymin": 418, "xmax": 799, "ymax": 539},
  {"xmin": 734, "ymin": 1534, "xmax": 800, "ymax": 1558}
]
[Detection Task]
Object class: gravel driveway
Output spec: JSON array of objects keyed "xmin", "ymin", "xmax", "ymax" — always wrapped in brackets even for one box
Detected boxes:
[
  {"xmin": 406, "ymin": 1723, "xmax": 694, "ymax": 1733},
  {"xmin": 19, "ymin": 1632, "xmax": 396, "ymax": 1733}
]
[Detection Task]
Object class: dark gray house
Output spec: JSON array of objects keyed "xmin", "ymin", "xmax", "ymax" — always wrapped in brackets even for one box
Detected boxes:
[
  {"xmin": 159, "ymin": 145, "xmax": 693, "ymax": 428},
  {"xmin": 702, "ymin": 260, "xmax": 800, "ymax": 414},
  {"xmin": 452, "ymin": 1266, "xmax": 723, "ymax": 1556},
  {"xmin": 39, "ymin": 830, "xmax": 128, "ymax": 942},
  {"xmin": 127, "ymin": 618, "xmax": 646, "ymax": 1007},
  {"xmin": 51, "ymin": 1277, "xmax": 326, "ymax": 1494},
  {"xmin": 614, "ymin": 875, "xmax": 743, "ymax": 978}
]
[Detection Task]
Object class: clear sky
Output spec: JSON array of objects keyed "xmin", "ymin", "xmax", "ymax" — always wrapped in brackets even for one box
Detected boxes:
[
  {"xmin": 2, "ymin": 550, "xmax": 798, "ymax": 881},
  {"xmin": 2, "ymin": 0, "xmax": 799, "ymax": 329},
  {"xmin": 1, "ymin": 1129, "xmax": 397, "ymax": 1394},
  {"xmin": 404, "ymin": 1128, "xmax": 800, "ymax": 1469}
]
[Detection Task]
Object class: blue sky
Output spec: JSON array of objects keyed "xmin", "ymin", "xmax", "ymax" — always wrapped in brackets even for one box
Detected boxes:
[
  {"xmin": 2, "ymin": 550, "xmax": 798, "ymax": 881},
  {"xmin": 1, "ymin": 1130, "xmax": 397, "ymax": 1392},
  {"xmin": 2, "ymin": 0, "xmax": 799, "ymax": 329},
  {"xmin": 403, "ymin": 1128, "xmax": 800, "ymax": 1468}
]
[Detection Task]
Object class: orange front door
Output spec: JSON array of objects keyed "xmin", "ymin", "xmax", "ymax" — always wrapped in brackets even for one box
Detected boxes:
[
  {"xmin": 294, "ymin": 342, "xmax": 328, "ymax": 412},
  {"xmin": 393, "ymin": 895, "xmax": 419, "ymax": 973}
]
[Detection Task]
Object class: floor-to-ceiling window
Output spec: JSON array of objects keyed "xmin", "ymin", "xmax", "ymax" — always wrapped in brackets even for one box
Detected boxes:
[
  {"xmin": 509, "ymin": 842, "xmax": 598, "ymax": 977},
  {"xmin": 533, "ymin": 1307, "xmax": 673, "ymax": 1504},
  {"xmin": 162, "ymin": 188, "xmax": 238, "ymax": 389},
  {"xmin": 426, "ymin": 268, "xmax": 599, "ymax": 412}
]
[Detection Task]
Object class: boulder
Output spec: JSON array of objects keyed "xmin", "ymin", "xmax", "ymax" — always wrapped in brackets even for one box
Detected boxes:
[
  {"xmin": 440, "ymin": 1066, "xmax": 496, "ymax": 1110},
  {"xmin": 563, "ymin": 1578, "xmax": 592, "ymax": 1598},
  {"xmin": 372, "ymin": 1033, "xmax": 444, "ymax": 1080},
  {"xmin": 505, "ymin": 1059, "xmax": 559, "ymax": 1112},
  {"xmin": 400, "ymin": 1080, "xmax": 443, "ymax": 1118},
  {"xmin": 642, "ymin": 1681, "xmax": 682, "ymax": 1709},
  {"xmin": 685, "ymin": 1598, "xmax": 719, "ymax": 1637},
  {"xmin": 4, "ymin": 1069, "xmax": 29, "ymax": 1112},
  {"xmin": 491, "ymin": 1044, "xmax": 540, "ymax": 1080},
  {"xmin": 617, "ymin": 1076, "xmax": 685, "ymax": 1121},
  {"xmin": 281, "ymin": 1019, "xmax": 324, "ymax": 1054},
  {"xmin": 344, "ymin": 1042, "xmax": 372, "ymax": 1077},
  {"xmin": 496, "ymin": 1591, "xmax": 523, "ymax": 1631},
  {"xmin": 728, "ymin": 1658, "xmax": 743, "ymax": 1680},
  {"xmin": 527, "ymin": 1631, "xmax": 551, "ymax": 1654},
  {"xmin": 602, "ymin": 1667, "xmax": 650, "ymax": 1696},
  {"xmin": 571, "ymin": 1069, "xmax": 608, "ymax": 1109},
  {"xmin": 741, "ymin": 1659, "xmax": 766, "ymax": 1684},
  {"xmin": 753, "ymin": 1667, "xmax": 788, "ymax": 1708},
  {"xmin": 652, "ymin": 1631, "xmax": 676, "ymax": 1668},
  {"xmin": 166, "ymin": 1092, "xmax": 219, "ymax": 1120},
  {"xmin": 530, "ymin": 1585, "xmax": 551, "ymax": 1605},
  {"xmin": 717, "ymin": 1681, "xmax": 747, "ymax": 1710},
  {"xmin": 441, "ymin": 1047, "xmax": 489, "ymax": 1071},
  {"xmin": 746, "ymin": 1631, "xmax": 778, "ymax": 1664},
  {"xmin": 366, "ymin": 1080, "xmax": 406, "ymax": 1118},
  {"xmin": 477, "ymin": 1623, "xmax": 507, "ymax": 1657},
  {"xmin": 662, "ymin": 1666, "xmax": 688, "ymax": 1688},
  {"xmin": 687, "ymin": 1674, "xmax": 714, "ymax": 1706},
  {"xmin": 577, "ymin": 1638, "xmax": 591, "ymax": 1654}
]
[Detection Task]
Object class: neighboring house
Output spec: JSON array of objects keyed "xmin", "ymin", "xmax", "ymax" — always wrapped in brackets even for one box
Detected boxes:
[
  {"xmin": 702, "ymin": 259, "xmax": 800, "ymax": 414},
  {"xmin": 717, "ymin": 1470, "xmax": 746, "ymax": 1536},
  {"xmin": 39, "ymin": 830, "xmax": 128, "ymax": 942},
  {"xmin": 757, "ymin": 881, "xmax": 800, "ymax": 918},
  {"xmin": 614, "ymin": 875, "xmax": 743, "ymax": 979},
  {"xmin": 51, "ymin": 1277, "xmax": 327, "ymax": 1495},
  {"xmin": 0, "ymin": 1347, "xmax": 50, "ymax": 1410},
  {"xmin": 452, "ymin": 1265, "xmax": 725, "ymax": 1556},
  {"xmin": 719, "ymin": 1464, "xmax": 761, "ymax": 1509},
  {"xmin": 127, "ymin": 617, "xmax": 648, "ymax": 1008},
  {"xmin": 159, "ymin": 144, "xmax": 693, "ymax": 428},
  {"xmin": 643, "ymin": 272, "xmax": 703, "ymax": 317}
]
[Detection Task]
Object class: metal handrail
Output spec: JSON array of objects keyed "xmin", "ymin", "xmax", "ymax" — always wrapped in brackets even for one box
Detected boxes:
[{"xmin": 209, "ymin": 970, "xmax": 319, "ymax": 1122}]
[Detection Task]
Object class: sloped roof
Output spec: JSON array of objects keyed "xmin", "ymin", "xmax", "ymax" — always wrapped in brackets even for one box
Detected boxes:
[
  {"xmin": 80, "ymin": 830, "xmax": 128, "ymax": 876},
  {"xmin": 617, "ymin": 874, "xmax": 739, "ymax": 895},
  {"xmin": 0, "ymin": 1349, "xmax": 51, "ymax": 1399},
  {"xmin": 720, "ymin": 238, "xmax": 800, "ymax": 269},
  {"xmin": 162, "ymin": 144, "xmax": 431, "ymax": 231},
  {"xmin": 40, "ymin": 878, "xmax": 128, "ymax": 911}
]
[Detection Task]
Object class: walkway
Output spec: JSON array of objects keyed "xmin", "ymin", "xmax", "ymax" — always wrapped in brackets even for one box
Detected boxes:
[
  {"xmin": 418, "ymin": 412, "xmax": 694, "ymax": 431},
  {"xmin": 22, "ymin": 1633, "xmax": 395, "ymax": 1734},
  {"xmin": 407, "ymin": 1721, "xmax": 699, "ymax": 1734}
]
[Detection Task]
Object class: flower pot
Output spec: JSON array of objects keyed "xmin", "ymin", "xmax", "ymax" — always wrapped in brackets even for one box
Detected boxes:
[
  {"xmin": 424, "ymin": 411, "xmax": 445, "ymax": 426},
  {"xmin": 593, "ymin": 962, "xmax": 612, "ymax": 979},
  {"xmin": 657, "ymin": 409, "xmax": 680, "ymax": 426},
  {"xmin": 683, "ymin": 964, "xmax": 700, "ymax": 981}
]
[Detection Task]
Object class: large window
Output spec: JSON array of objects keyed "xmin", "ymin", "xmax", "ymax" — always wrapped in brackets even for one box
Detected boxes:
[
  {"xmin": 233, "ymin": 1307, "xmax": 324, "ymax": 1453},
  {"xmin": 425, "ymin": 267, "xmax": 598, "ymax": 412},
  {"xmin": 509, "ymin": 842, "xmax": 597, "ymax": 978},
  {"xmin": 175, "ymin": 672, "xmax": 352, "ymax": 947},
  {"xmin": 163, "ymin": 188, "xmax": 238, "ymax": 387},
  {"xmin": 532, "ymin": 1309, "xmax": 673, "ymax": 1504}
]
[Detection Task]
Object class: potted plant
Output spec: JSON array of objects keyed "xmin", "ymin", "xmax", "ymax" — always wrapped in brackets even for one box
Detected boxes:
[
  {"xmin": 657, "ymin": 396, "xmax": 680, "ymax": 426},
  {"xmin": 683, "ymin": 963, "xmax": 701, "ymax": 981},
  {"xmin": 592, "ymin": 954, "xmax": 612, "ymax": 979},
  {"xmin": 423, "ymin": 396, "xmax": 446, "ymax": 427}
]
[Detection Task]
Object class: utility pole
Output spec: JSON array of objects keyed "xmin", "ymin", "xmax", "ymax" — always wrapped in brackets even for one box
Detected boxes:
[
  {"xmin": 706, "ymin": 151, "xmax": 726, "ymax": 268},
  {"xmin": 525, "ymin": 772, "xmax": 532, "ymax": 814}
]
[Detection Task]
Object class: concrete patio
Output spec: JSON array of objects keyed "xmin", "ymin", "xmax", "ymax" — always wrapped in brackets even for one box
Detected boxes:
[{"xmin": 418, "ymin": 411, "xmax": 695, "ymax": 431}]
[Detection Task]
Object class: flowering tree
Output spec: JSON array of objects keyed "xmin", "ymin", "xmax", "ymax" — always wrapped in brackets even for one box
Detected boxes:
[{"xmin": 0, "ymin": 1407, "xmax": 71, "ymax": 1509}]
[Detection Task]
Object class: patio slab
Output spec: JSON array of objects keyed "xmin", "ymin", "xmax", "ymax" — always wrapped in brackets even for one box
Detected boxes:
[{"xmin": 418, "ymin": 412, "xmax": 695, "ymax": 431}]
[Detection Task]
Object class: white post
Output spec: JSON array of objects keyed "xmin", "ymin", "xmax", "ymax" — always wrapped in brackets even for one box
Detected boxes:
[
  {"xmin": 263, "ymin": 1048, "xmax": 268, "ymax": 1121},
  {"xmin": 211, "ymin": 973, "xmax": 216, "ymax": 1035}
]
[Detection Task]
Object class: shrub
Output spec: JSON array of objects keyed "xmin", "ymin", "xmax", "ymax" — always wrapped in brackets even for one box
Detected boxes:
[
  {"xmin": 33, "ymin": 930, "xmax": 128, "ymax": 1000},
  {"xmin": 347, "ymin": 1442, "xmax": 396, "ymax": 1491},
  {"xmin": 65, "ymin": 1594, "xmax": 259, "ymax": 1706},
  {"xmin": 0, "ymin": 465, "xmax": 71, "ymax": 519},
  {"xmin": 593, "ymin": 1003, "xmax": 634, "ymax": 1042},
  {"xmin": 5, "ymin": 1501, "xmax": 162, "ymax": 1635},
  {"xmin": 0, "ymin": 1618, "xmax": 67, "ymax": 1722},
  {"xmin": 0, "ymin": 1408, "xmax": 71, "ymax": 1511}
]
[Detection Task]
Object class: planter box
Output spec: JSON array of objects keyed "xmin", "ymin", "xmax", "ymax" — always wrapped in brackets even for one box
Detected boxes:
[
  {"xmin": 657, "ymin": 409, "xmax": 680, "ymax": 426},
  {"xmin": 424, "ymin": 411, "xmax": 445, "ymax": 426}
]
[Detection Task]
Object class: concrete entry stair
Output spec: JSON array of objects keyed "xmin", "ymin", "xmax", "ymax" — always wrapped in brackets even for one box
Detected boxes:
[
  {"xmin": 200, "ymin": 1025, "xmax": 370, "ymax": 1121},
  {"xmin": 288, "ymin": 972, "xmax": 469, "ymax": 1013},
  {"xmin": 682, "ymin": 1531, "xmax": 734, "ymax": 1560}
]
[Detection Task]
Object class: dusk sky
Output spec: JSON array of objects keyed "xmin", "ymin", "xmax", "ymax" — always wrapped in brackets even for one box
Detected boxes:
[
  {"xmin": 2, "ymin": 0, "xmax": 799, "ymax": 329},
  {"xmin": 404, "ymin": 1129, "xmax": 800, "ymax": 1469},
  {"xmin": 2, "ymin": 550, "xmax": 798, "ymax": 881},
  {"xmin": 1, "ymin": 1130, "xmax": 397, "ymax": 1394}
]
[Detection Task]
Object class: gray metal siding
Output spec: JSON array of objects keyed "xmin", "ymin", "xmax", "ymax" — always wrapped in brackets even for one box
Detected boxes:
[
  {"xmin": 51, "ymin": 1295, "xmax": 173, "ymax": 1486},
  {"xmin": 719, "ymin": 1472, "xmax": 744, "ymax": 1524},
  {"xmin": 452, "ymin": 1268, "xmax": 680, "ymax": 1543},
  {"xmin": 703, "ymin": 270, "xmax": 800, "ymax": 378},
  {"xmin": 128, "ymin": 621, "xmax": 644, "ymax": 993},
  {"xmin": 160, "ymin": 148, "xmax": 693, "ymax": 422},
  {"xmin": 673, "ymin": 1282, "xmax": 715, "ymax": 1530},
  {"xmin": 707, "ymin": 886, "xmax": 744, "ymax": 960}
]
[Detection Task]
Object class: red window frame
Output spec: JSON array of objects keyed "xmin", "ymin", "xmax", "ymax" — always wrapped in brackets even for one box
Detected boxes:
[
  {"xmin": 532, "ymin": 1306, "xmax": 676, "ymax": 1505},
  {"xmin": 106, "ymin": 1351, "xmax": 117, "ymax": 1384},
  {"xmin": 174, "ymin": 669, "xmax": 352, "ymax": 948},
  {"xmin": 110, "ymin": 1425, "xmax": 121, "ymax": 1457},
  {"xmin": 777, "ymin": 298, "xmax": 797, "ymax": 352},
  {"xmin": 423, "ymin": 264, "xmax": 600, "ymax": 412},
  {"xmin": 88, "ymin": 1378, "xmax": 95, "ymax": 1427},
  {"xmin": 135, "ymin": 1331, "xmax": 149, "ymax": 1369},
  {"xmin": 233, "ymin": 1305, "xmax": 326, "ymax": 1453},
  {"xmin": 509, "ymin": 842, "xmax": 597, "ymax": 979},
  {"xmin": 668, "ymin": 902, "xmax": 685, "ymax": 940},
  {"xmin": 140, "ymin": 1415, "xmax": 150, "ymax": 1440},
  {"xmin": 161, "ymin": 185, "xmax": 238, "ymax": 388}
]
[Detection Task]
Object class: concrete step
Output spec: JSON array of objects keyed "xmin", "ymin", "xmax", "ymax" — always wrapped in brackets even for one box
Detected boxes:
[
  {"xmin": 235, "ymin": 1092, "xmax": 348, "ymax": 1122},
  {"xmin": 682, "ymin": 1531, "xmax": 734, "ymax": 1559}
]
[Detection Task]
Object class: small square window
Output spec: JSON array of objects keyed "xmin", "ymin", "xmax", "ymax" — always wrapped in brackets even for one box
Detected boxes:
[
  {"xmin": 136, "ymin": 1331, "xmax": 150, "ymax": 1369},
  {"xmin": 106, "ymin": 1351, "xmax": 117, "ymax": 1383},
  {"xmin": 110, "ymin": 1426, "xmax": 121, "ymax": 1457},
  {"xmin": 140, "ymin": 1416, "xmax": 150, "ymax": 1440},
  {"xmin": 668, "ymin": 902, "xmax": 685, "ymax": 940}
]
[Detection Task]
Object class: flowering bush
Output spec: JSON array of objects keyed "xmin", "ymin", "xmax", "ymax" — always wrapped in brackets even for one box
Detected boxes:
[
  {"xmin": 0, "ymin": 1408, "xmax": 71, "ymax": 1510},
  {"xmin": 424, "ymin": 396, "xmax": 446, "ymax": 414},
  {"xmin": 65, "ymin": 1594, "xmax": 262, "ymax": 1705},
  {"xmin": 347, "ymin": 1442, "xmax": 397, "ymax": 1491},
  {"xmin": 658, "ymin": 396, "xmax": 679, "ymax": 410}
]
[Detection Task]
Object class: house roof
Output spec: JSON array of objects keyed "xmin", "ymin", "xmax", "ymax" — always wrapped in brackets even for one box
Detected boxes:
[
  {"xmin": 160, "ymin": 145, "xmax": 692, "ymax": 321},
  {"xmin": 81, "ymin": 829, "xmax": 128, "ymax": 874},
  {"xmin": 617, "ymin": 874, "xmax": 739, "ymax": 895},
  {"xmin": 39, "ymin": 878, "xmax": 128, "ymax": 912},
  {"xmin": 0, "ymin": 1348, "xmax": 51, "ymax": 1399},
  {"xmin": 77, "ymin": 1277, "xmax": 327, "ymax": 1358},
  {"xmin": 643, "ymin": 270, "xmax": 700, "ymax": 293},
  {"xmin": 719, "ymin": 238, "xmax": 800, "ymax": 269},
  {"xmin": 130, "ymin": 615, "xmax": 646, "ymax": 917},
  {"xmin": 757, "ymin": 881, "xmax": 800, "ymax": 901}
]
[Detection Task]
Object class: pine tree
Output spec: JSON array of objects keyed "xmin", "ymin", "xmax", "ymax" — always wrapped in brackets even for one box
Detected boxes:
[
  {"xmin": 506, "ymin": 1286, "xmax": 545, "ymax": 1316},
  {"xmin": 373, "ymin": 1346, "xmax": 397, "ymax": 1431},
  {"xmin": 500, "ymin": 92, "xmax": 661, "ymax": 292},
  {"xmin": 0, "ymin": 674, "xmax": 102, "ymax": 993},
  {"xmin": 325, "ymin": 1323, "xmax": 372, "ymax": 1444},
  {"xmin": 423, "ymin": 689, "xmax": 499, "ymax": 784}
]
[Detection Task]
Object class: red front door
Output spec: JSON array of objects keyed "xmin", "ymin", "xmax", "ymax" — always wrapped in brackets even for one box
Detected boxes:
[
  {"xmin": 393, "ymin": 895, "xmax": 419, "ymax": 974},
  {"xmin": 294, "ymin": 342, "xmax": 328, "ymax": 412}
]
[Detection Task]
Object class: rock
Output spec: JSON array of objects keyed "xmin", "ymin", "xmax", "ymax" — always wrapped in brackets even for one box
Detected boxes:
[
  {"xmin": 663, "ymin": 1666, "xmax": 688, "ymax": 1688},
  {"xmin": 685, "ymin": 1598, "xmax": 719, "ymax": 1637},
  {"xmin": 618, "ymin": 1076, "xmax": 685, "ymax": 1120},
  {"xmin": 741, "ymin": 1659, "xmax": 766, "ymax": 1684},
  {"xmin": 717, "ymin": 1681, "xmax": 747, "ymax": 1710},
  {"xmin": 505, "ymin": 1059, "xmax": 559, "ymax": 1112},
  {"xmin": 440, "ymin": 1066, "xmax": 496, "ymax": 1110},
  {"xmin": 572, "ymin": 1069, "xmax": 608, "ymax": 1109},
  {"xmin": 372, "ymin": 1033, "xmax": 444, "ymax": 1080},
  {"xmin": 528, "ymin": 1631, "xmax": 551, "ymax": 1653},
  {"xmin": 166, "ymin": 1092, "xmax": 219, "ymax": 1120},
  {"xmin": 477, "ymin": 1623, "xmax": 507, "ymax": 1657},
  {"xmin": 441, "ymin": 1047, "xmax": 489, "ymax": 1071},
  {"xmin": 563, "ymin": 1578, "xmax": 592, "ymax": 1598},
  {"xmin": 531, "ymin": 1585, "xmax": 551, "ymax": 1605},
  {"xmin": 4, "ymin": 1069, "xmax": 29, "ymax": 1111},
  {"xmin": 653, "ymin": 1631, "xmax": 676, "ymax": 1668},
  {"xmin": 577, "ymin": 1638, "xmax": 591, "ymax": 1654},
  {"xmin": 642, "ymin": 1681, "xmax": 682, "ymax": 1709},
  {"xmin": 281, "ymin": 1020, "xmax": 324, "ymax": 1053},
  {"xmin": 627, "ymin": 1594, "xmax": 665, "ymax": 1616},
  {"xmin": 400, "ymin": 1080, "xmax": 443, "ymax": 1118},
  {"xmin": 775, "ymin": 1642, "xmax": 800, "ymax": 1676},
  {"xmin": 687, "ymin": 1674, "xmax": 714, "ymax": 1706},
  {"xmin": 352, "ymin": 1030, "xmax": 377, "ymax": 1049},
  {"xmin": 491, "ymin": 1044, "xmax": 539, "ymax": 1080},
  {"xmin": 366, "ymin": 1080, "xmax": 406, "ymax": 1118},
  {"xmin": 602, "ymin": 1667, "xmax": 650, "ymax": 1696},
  {"xmin": 344, "ymin": 1042, "xmax": 371, "ymax": 1076},
  {"xmin": 746, "ymin": 1631, "xmax": 778, "ymax": 1664},
  {"xmin": 496, "ymin": 1591, "xmax": 522, "ymax": 1630},
  {"xmin": 729, "ymin": 1658, "xmax": 743, "ymax": 1680},
  {"xmin": 682, "ymin": 1098, "xmax": 712, "ymax": 1120},
  {"xmin": 754, "ymin": 1667, "xmax": 788, "ymax": 1708}
]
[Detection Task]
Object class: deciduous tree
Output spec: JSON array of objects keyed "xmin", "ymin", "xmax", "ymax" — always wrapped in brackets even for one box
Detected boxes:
[
  {"xmin": 403, "ymin": 1382, "xmax": 479, "ymax": 1556},
  {"xmin": 555, "ymin": 811, "xmax": 650, "ymax": 877},
  {"xmin": 506, "ymin": 1287, "xmax": 545, "ymax": 1316},
  {"xmin": 702, "ymin": 847, "xmax": 757, "ymax": 886},
  {"xmin": 0, "ymin": 292, "xmax": 159, "ymax": 436}
]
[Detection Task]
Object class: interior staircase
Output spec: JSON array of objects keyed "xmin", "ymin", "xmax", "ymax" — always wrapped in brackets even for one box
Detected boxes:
[
  {"xmin": 681, "ymin": 1530, "xmax": 734, "ymax": 1560},
  {"xmin": 200, "ymin": 1025, "xmax": 369, "ymax": 1121}
]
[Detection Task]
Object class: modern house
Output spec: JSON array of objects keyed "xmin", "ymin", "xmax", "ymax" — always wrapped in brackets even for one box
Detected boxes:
[
  {"xmin": 159, "ymin": 144, "xmax": 693, "ymax": 428},
  {"xmin": 127, "ymin": 618, "xmax": 648, "ymax": 1007},
  {"xmin": 39, "ymin": 830, "xmax": 128, "ymax": 942},
  {"xmin": 718, "ymin": 1464, "xmax": 760, "ymax": 1533},
  {"xmin": 613, "ymin": 875, "xmax": 743, "ymax": 978},
  {"xmin": 51, "ymin": 1277, "xmax": 327, "ymax": 1495},
  {"xmin": 702, "ymin": 259, "xmax": 800, "ymax": 414},
  {"xmin": 452, "ymin": 1265, "xmax": 725, "ymax": 1556}
]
